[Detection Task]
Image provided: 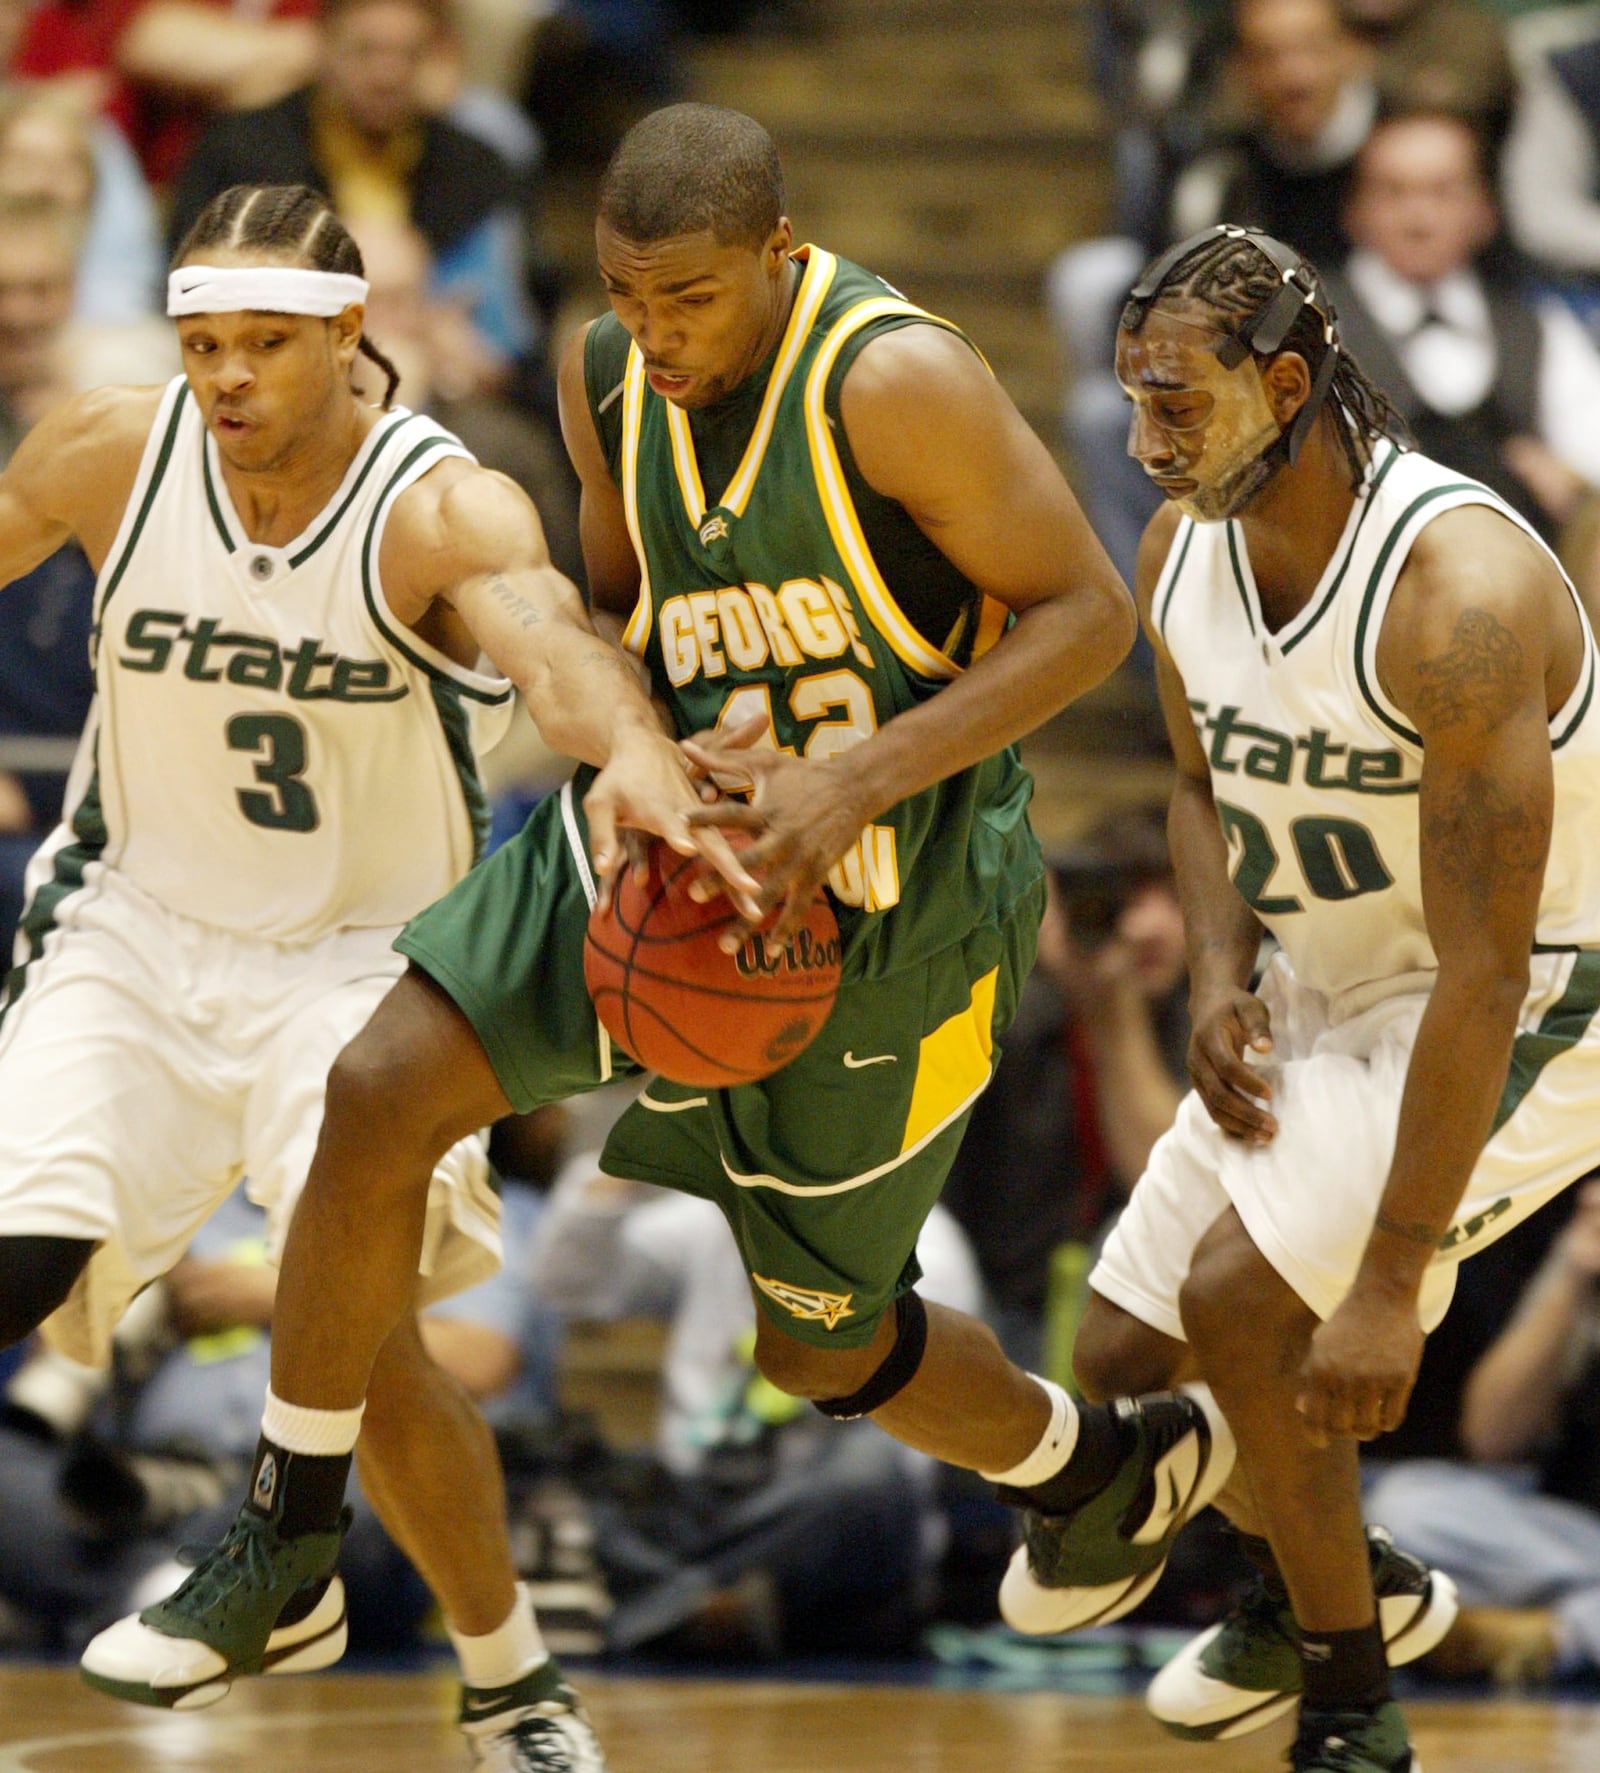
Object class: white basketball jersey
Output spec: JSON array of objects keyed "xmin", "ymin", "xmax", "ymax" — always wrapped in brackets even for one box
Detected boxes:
[
  {"xmin": 78, "ymin": 376, "xmax": 513, "ymax": 942},
  {"xmin": 1154, "ymin": 440, "xmax": 1600, "ymax": 1021}
]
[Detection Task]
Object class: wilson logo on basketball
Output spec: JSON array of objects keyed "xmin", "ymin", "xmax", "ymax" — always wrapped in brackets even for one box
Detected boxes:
[{"xmin": 735, "ymin": 927, "xmax": 844, "ymax": 980}]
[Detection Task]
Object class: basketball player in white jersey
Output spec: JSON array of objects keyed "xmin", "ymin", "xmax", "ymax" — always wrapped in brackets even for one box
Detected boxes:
[
  {"xmin": 981, "ymin": 224, "xmax": 1600, "ymax": 1773},
  {"xmin": 0, "ymin": 182, "xmax": 755, "ymax": 1773}
]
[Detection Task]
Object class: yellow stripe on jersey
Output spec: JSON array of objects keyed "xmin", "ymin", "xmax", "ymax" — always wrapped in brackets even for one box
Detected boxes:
[
  {"xmin": 619, "ymin": 347, "xmax": 654, "ymax": 657},
  {"xmin": 901, "ymin": 965, "xmax": 998, "ymax": 1153},
  {"xmin": 662, "ymin": 246, "xmax": 839, "ymax": 525},
  {"xmin": 804, "ymin": 295, "xmax": 967, "ymax": 682},
  {"xmin": 664, "ymin": 386, "xmax": 708, "ymax": 528},
  {"xmin": 971, "ymin": 595, "xmax": 1010, "ymax": 661}
]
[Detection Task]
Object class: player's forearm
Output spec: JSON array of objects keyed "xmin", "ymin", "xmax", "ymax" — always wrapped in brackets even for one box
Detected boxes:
[
  {"xmin": 509, "ymin": 604, "xmax": 667, "ymax": 767},
  {"xmin": 1169, "ymin": 773, "xmax": 1260, "ymax": 1002},
  {"xmin": 1354, "ymin": 968, "xmax": 1527, "ymax": 1302},
  {"xmin": 0, "ymin": 484, "xmax": 72, "ymax": 592},
  {"xmin": 828, "ymin": 587, "xmax": 1133, "ymax": 819}
]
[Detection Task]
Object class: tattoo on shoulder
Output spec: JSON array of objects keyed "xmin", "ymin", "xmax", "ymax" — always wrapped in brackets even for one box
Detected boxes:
[
  {"xmin": 1411, "ymin": 609, "xmax": 1525, "ymax": 734},
  {"xmin": 484, "ymin": 574, "xmax": 545, "ymax": 630},
  {"xmin": 1374, "ymin": 1213, "xmax": 1445, "ymax": 1249}
]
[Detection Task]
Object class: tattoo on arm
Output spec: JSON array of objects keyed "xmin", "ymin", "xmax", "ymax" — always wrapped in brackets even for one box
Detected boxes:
[
  {"xmin": 1422, "ymin": 767, "xmax": 1549, "ymax": 918},
  {"xmin": 484, "ymin": 574, "xmax": 546, "ymax": 630},
  {"xmin": 1411, "ymin": 609, "xmax": 1525, "ymax": 734},
  {"xmin": 1375, "ymin": 1213, "xmax": 1446, "ymax": 1249},
  {"xmin": 578, "ymin": 646, "xmax": 636, "ymax": 681}
]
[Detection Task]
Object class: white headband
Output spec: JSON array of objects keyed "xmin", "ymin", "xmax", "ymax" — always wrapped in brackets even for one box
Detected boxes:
[{"xmin": 167, "ymin": 266, "xmax": 369, "ymax": 318}]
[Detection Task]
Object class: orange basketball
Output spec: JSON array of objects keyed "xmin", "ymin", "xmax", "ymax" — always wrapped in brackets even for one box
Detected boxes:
[{"xmin": 583, "ymin": 842, "xmax": 842, "ymax": 1087}]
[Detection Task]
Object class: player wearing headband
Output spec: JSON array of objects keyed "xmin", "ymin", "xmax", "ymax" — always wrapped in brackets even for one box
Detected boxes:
[
  {"xmin": 0, "ymin": 181, "xmax": 758, "ymax": 1771},
  {"xmin": 1012, "ymin": 223, "xmax": 1600, "ymax": 1772}
]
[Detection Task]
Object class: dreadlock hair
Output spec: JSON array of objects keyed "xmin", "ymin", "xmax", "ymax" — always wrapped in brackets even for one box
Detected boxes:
[
  {"xmin": 1120, "ymin": 229, "xmax": 1411, "ymax": 489},
  {"xmin": 171, "ymin": 184, "xmax": 403, "ymax": 409}
]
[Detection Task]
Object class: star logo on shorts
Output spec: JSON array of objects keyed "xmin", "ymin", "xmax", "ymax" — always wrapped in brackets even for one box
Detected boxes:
[{"xmin": 753, "ymin": 1273, "xmax": 856, "ymax": 1330}]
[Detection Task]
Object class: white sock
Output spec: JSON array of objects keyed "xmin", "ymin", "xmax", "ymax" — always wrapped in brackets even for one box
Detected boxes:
[
  {"xmin": 451, "ymin": 1584, "xmax": 549, "ymax": 1691},
  {"xmin": 261, "ymin": 1387, "xmax": 365, "ymax": 1457},
  {"xmin": 979, "ymin": 1376, "xmax": 1080, "ymax": 1486}
]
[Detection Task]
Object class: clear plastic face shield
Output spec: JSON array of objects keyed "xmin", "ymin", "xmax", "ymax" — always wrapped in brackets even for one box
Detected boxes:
[{"xmin": 1119, "ymin": 225, "xmax": 1341, "ymax": 523}]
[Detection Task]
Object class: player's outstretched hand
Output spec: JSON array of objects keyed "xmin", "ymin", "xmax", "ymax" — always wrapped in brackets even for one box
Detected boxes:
[
  {"xmin": 584, "ymin": 728, "xmax": 762, "ymax": 920},
  {"xmin": 1187, "ymin": 987, "xmax": 1279, "ymax": 1143},
  {"xmin": 679, "ymin": 726, "xmax": 869, "ymax": 951},
  {"xmin": 678, "ymin": 710, "xmax": 768, "ymax": 795},
  {"xmin": 1296, "ymin": 1284, "xmax": 1425, "ymax": 1446}
]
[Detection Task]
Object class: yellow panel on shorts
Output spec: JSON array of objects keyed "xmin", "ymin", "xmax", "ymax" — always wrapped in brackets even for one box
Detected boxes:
[{"xmin": 901, "ymin": 966, "xmax": 999, "ymax": 1153}]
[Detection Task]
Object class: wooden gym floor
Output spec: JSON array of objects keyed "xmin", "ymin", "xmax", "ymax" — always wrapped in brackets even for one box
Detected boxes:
[{"xmin": 2, "ymin": 1664, "xmax": 1599, "ymax": 1772}]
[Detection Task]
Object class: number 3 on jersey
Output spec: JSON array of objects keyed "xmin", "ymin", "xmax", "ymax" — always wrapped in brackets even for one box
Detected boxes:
[
  {"xmin": 715, "ymin": 674, "xmax": 901, "ymax": 911},
  {"xmin": 226, "ymin": 713, "xmax": 320, "ymax": 832}
]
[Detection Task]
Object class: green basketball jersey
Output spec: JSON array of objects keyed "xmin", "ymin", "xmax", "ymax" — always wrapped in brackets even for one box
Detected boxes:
[{"xmin": 584, "ymin": 245, "xmax": 1042, "ymax": 978}]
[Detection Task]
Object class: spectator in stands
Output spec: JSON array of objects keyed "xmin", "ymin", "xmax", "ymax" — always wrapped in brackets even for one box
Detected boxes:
[
  {"xmin": 0, "ymin": 1180, "xmax": 558, "ymax": 1652},
  {"xmin": 8, "ymin": 0, "xmax": 319, "ymax": 187},
  {"xmin": 1339, "ymin": 0, "xmax": 1515, "ymax": 139},
  {"xmin": 1503, "ymin": 5, "xmax": 1600, "ymax": 292},
  {"xmin": 0, "ymin": 195, "xmax": 81, "ymax": 432},
  {"xmin": 530, "ymin": 1151, "xmax": 985, "ymax": 1659},
  {"xmin": 169, "ymin": 0, "xmax": 539, "ymax": 372},
  {"xmin": 1365, "ymin": 1179, "xmax": 1600, "ymax": 1686},
  {"xmin": 1324, "ymin": 111, "xmax": 1600, "ymax": 599},
  {"xmin": 1049, "ymin": 0, "xmax": 1377, "ymax": 585},
  {"xmin": 1088, "ymin": 0, "xmax": 1235, "ymax": 248},
  {"xmin": 941, "ymin": 806, "xmax": 1188, "ymax": 1376},
  {"xmin": 0, "ymin": 196, "xmax": 107, "ymax": 953},
  {"xmin": 0, "ymin": 86, "xmax": 161, "ymax": 323},
  {"xmin": 1169, "ymin": 0, "xmax": 1377, "ymax": 266},
  {"xmin": 351, "ymin": 217, "xmax": 580, "ymax": 579}
]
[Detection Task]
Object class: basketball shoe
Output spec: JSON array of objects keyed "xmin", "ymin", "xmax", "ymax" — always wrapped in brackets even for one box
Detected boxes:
[
  {"xmin": 995, "ymin": 1386, "xmax": 1236, "ymax": 1633},
  {"xmin": 1290, "ymin": 1701, "xmax": 1417, "ymax": 1772},
  {"xmin": 79, "ymin": 1502, "xmax": 349, "ymax": 1709},
  {"xmin": 460, "ymin": 1661, "xmax": 609, "ymax": 1772},
  {"xmin": 1147, "ymin": 1525, "xmax": 1458, "ymax": 1740}
]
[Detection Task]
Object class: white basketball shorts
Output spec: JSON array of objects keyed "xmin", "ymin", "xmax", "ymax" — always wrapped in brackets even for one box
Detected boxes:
[
  {"xmin": 1091, "ymin": 948, "xmax": 1600, "ymax": 1339},
  {"xmin": 0, "ymin": 863, "xmax": 498, "ymax": 1365}
]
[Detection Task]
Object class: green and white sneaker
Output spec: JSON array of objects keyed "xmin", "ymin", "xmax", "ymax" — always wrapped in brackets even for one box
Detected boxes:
[
  {"xmin": 1148, "ymin": 1526, "xmax": 1458, "ymax": 1741},
  {"xmin": 460, "ymin": 1661, "xmax": 609, "ymax": 1772},
  {"xmin": 997, "ymin": 1385, "xmax": 1237, "ymax": 1633},
  {"xmin": 79, "ymin": 1505, "xmax": 349, "ymax": 1710},
  {"xmin": 1291, "ymin": 1701, "xmax": 1417, "ymax": 1772}
]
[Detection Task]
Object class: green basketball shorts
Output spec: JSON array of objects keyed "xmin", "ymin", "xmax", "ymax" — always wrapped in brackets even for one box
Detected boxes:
[{"xmin": 398, "ymin": 774, "xmax": 1045, "ymax": 1348}]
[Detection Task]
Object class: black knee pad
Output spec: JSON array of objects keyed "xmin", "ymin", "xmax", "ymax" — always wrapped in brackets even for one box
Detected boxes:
[
  {"xmin": 0, "ymin": 1235, "xmax": 96, "ymax": 1348},
  {"xmin": 812, "ymin": 1290, "xmax": 929, "ymax": 1421}
]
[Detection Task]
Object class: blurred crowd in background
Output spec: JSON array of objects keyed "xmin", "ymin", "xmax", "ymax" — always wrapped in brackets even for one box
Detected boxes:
[{"xmin": 0, "ymin": 0, "xmax": 1598, "ymax": 1699}]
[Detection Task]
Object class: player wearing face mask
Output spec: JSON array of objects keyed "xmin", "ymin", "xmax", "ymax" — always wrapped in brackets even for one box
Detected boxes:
[{"xmin": 996, "ymin": 225, "xmax": 1600, "ymax": 1773}]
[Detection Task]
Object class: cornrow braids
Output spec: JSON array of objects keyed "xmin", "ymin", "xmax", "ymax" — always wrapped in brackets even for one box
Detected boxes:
[
  {"xmin": 172, "ymin": 184, "xmax": 403, "ymax": 409},
  {"xmin": 1121, "ymin": 229, "xmax": 1411, "ymax": 489}
]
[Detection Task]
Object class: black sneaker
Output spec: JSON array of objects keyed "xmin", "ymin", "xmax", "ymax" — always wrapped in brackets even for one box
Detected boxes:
[
  {"xmin": 1291, "ymin": 1701, "xmax": 1416, "ymax": 1771},
  {"xmin": 1148, "ymin": 1524, "xmax": 1459, "ymax": 1739},
  {"xmin": 997, "ymin": 1387, "xmax": 1236, "ymax": 1633},
  {"xmin": 79, "ymin": 1504, "xmax": 349, "ymax": 1709}
]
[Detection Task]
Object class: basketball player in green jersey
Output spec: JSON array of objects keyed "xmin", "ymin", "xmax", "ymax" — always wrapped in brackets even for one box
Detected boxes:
[{"xmin": 93, "ymin": 106, "xmax": 1241, "ymax": 1735}]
